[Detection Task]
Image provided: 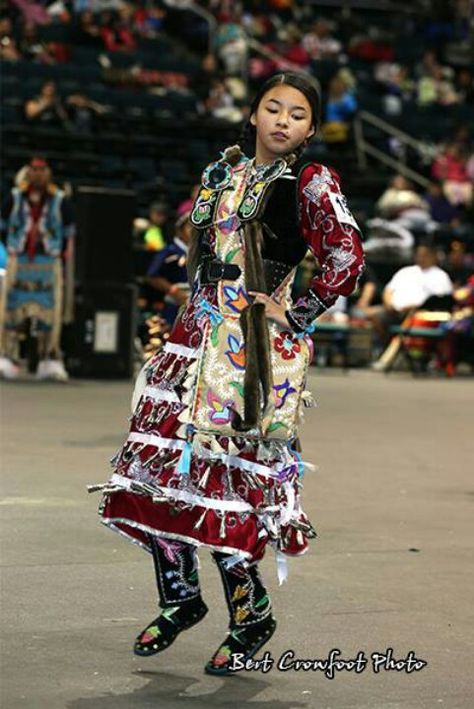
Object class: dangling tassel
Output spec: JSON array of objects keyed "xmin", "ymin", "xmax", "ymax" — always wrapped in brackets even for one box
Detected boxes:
[
  {"xmin": 221, "ymin": 553, "xmax": 247, "ymax": 570},
  {"xmin": 287, "ymin": 440, "xmax": 305, "ymax": 479},
  {"xmin": 177, "ymin": 425, "xmax": 194, "ymax": 476},
  {"xmin": 177, "ymin": 441, "xmax": 192, "ymax": 475},
  {"xmin": 198, "ymin": 465, "xmax": 211, "ymax": 489},
  {"xmin": 275, "ymin": 549, "xmax": 288, "ymax": 586},
  {"xmin": 194, "ymin": 508, "xmax": 208, "ymax": 530}
]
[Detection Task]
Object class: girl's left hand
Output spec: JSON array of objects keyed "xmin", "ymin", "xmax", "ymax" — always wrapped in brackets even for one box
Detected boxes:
[{"xmin": 248, "ymin": 291, "xmax": 290, "ymax": 329}]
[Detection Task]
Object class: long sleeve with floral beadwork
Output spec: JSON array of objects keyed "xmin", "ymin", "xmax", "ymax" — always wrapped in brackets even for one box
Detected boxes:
[{"xmin": 286, "ymin": 163, "xmax": 365, "ymax": 333}]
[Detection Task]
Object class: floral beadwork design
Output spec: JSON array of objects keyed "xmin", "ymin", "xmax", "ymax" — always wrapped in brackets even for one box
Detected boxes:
[
  {"xmin": 273, "ymin": 331, "xmax": 301, "ymax": 360},
  {"xmin": 223, "ymin": 285, "xmax": 250, "ymax": 313},
  {"xmin": 273, "ymin": 379, "xmax": 297, "ymax": 409},
  {"xmin": 140, "ymin": 624, "xmax": 161, "ymax": 644},
  {"xmin": 207, "ymin": 390, "xmax": 235, "ymax": 426},
  {"xmin": 225, "ymin": 335, "xmax": 246, "ymax": 370}
]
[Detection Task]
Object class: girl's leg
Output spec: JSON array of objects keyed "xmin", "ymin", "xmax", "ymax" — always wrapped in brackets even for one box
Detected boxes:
[
  {"xmin": 205, "ymin": 551, "xmax": 276, "ymax": 675},
  {"xmin": 134, "ymin": 536, "xmax": 208, "ymax": 656}
]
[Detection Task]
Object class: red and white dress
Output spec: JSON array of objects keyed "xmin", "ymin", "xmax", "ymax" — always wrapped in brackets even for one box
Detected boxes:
[{"xmin": 90, "ymin": 157, "xmax": 364, "ymax": 579}]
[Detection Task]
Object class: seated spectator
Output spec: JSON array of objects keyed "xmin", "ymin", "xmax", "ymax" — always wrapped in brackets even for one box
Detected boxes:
[
  {"xmin": 423, "ymin": 181, "xmax": 460, "ymax": 225},
  {"xmin": 278, "ymin": 24, "xmax": 311, "ymax": 68},
  {"xmin": 301, "ymin": 19, "xmax": 342, "ymax": 61},
  {"xmin": 133, "ymin": 3, "xmax": 166, "ymax": 38},
  {"xmin": 46, "ymin": 2, "xmax": 71, "ymax": 23},
  {"xmin": 66, "ymin": 93, "xmax": 108, "ymax": 133},
  {"xmin": 25, "ymin": 80, "xmax": 71, "ymax": 128},
  {"xmin": 19, "ymin": 21, "xmax": 56, "ymax": 63},
  {"xmin": 431, "ymin": 142, "xmax": 472, "ymax": 206},
  {"xmin": 370, "ymin": 242, "xmax": 453, "ymax": 346},
  {"xmin": 202, "ymin": 77, "xmax": 244, "ymax": 123},
  {"xmin": 376, "ymin": 175, "xmax": 426, "ymax": 218},
  {"xmin": 444, "ymin": 240, "xmax": 474, "ymax": 287},
  {"xmin": 375, "ymin": 62, "xmax": 414, "ymax": 115},
  {"xmin": 100, "ymin": 8, "xmax": 136, "ymax": 53},
  {"xmin": 321, "ymin": 71, "xmax": 357, "ymax": 143},
  {"xmin": 437, "ymin": 272, "xmax": 474, "ymax": 376},
  {"xmin": 215, "ymin": 22, "xmax": 247, "ymax": 76},
  {"xmin": 417, "ymin": 62, "xmax": 459, "ymax": 106},
  {"xmin": 455, "ymin": 68, "xmax": 474, "ymax": 105},
  {"xmin": 142, "ymin": 202, "xmax": 169, "ymax": 253},
  {"xmin": 146, "ymin": 201, "xmax": 193, "ymax": 324},
  {"xmin": 0, "ymin": 17, "xmax": 21, "ymax": 61},
  {"xmin": 349, "ymin": 264, "xmax": 379, "ymax": 320},
  {"xmin": 73, "ymin": 10, "xmax": 102, "ymax": 47}
]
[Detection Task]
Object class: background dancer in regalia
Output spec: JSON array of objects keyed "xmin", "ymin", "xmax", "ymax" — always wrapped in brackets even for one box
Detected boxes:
[
  {"xmin": 0, "ymin": 157, "xmax": 74, "ymax": 381},
  {"xmin": 90, "ymin": 71, "xmax": 364, "ymax": 675}
]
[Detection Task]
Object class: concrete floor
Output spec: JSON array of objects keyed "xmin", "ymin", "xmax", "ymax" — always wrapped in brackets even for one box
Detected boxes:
[{"xmin": 1, "ymin": 369, "xmax": 473, "ymax": 709}]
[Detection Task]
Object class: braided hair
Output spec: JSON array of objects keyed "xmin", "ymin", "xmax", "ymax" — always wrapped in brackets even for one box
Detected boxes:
[{"xmin": 238, "ymin": 71, "xmax": 321, "ymax": 158}]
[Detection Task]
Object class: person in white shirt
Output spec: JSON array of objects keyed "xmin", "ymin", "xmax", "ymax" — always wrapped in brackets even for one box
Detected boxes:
[{"xmin": 371, "ymin": 242, "xmax": 453, "ymax": 344}]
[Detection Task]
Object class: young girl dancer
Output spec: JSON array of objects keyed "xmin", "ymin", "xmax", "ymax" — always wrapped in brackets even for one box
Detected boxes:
[{"xmin": 90, "ymin": 71, "xmax": 364, "ymax": 675}]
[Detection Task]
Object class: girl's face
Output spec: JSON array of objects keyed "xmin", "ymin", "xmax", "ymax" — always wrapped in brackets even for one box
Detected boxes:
[{"xmin": 250, "ymin": 84, "xmax": 315, "ymax": 163}]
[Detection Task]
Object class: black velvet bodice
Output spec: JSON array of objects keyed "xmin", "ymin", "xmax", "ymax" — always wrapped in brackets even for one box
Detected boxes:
[{"xmin": 259, "ymin": 163, "xmax": 308, "ymax": 268}]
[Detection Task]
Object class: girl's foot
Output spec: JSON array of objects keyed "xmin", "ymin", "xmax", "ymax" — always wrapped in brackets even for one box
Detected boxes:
[
  {"xmin": 204, "ymin": 616, "xmax": 277, "ymax": 675},
  {"xmin": 134, "ymin": 599, "xmax": 208, "ymax": 656}
]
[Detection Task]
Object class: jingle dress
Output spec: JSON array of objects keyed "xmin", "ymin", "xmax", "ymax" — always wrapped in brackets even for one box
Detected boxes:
[{"xmin": 90, "ymin": 150, "xmax": 364, "ymax": 576}]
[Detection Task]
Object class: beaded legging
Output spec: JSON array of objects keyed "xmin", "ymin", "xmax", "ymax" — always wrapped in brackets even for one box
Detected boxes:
[{"xmin": 148, "ymin": 536, "xmax": 272, "ymax": 623}]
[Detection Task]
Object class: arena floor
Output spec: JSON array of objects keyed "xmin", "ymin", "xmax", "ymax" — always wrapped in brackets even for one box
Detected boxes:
[{"xmin": 1, "ymin": 369, "xmax": 473, "ymax": 709}]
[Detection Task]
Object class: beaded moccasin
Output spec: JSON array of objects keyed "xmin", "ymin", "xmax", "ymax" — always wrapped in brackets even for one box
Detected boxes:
[{"xmin": 134, "ymin": 599, "xmax": 208, "ymax": 657}]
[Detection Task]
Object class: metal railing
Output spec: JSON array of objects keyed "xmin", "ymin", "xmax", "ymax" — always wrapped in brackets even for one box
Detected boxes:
[{"xmin": 354, "ymin": 110, "xmax": 436, "ymax": 188}]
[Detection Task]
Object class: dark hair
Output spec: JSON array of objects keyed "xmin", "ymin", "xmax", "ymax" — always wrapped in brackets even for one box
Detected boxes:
[
  {"xmin": 416, "ymin": 238, "xmax": 437, "ymax": 253},
  {"xmin": 238, "ymin": 71, "xmax": 321, "ymax": 157}
]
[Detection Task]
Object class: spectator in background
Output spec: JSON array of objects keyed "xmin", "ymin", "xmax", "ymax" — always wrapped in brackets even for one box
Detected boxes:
[
  {"xmin": 19, "ymin": 21, "xmax": 56, "ymax": 63},
  {"xmin": 73, "ymin": 10, "xmax": 102, "ymax": 47},
  {"xmin": 301, "ymin": 19, "xmax": 342, "ymax": 61},
  {"xmin": 133, "ymin": 3, "xmax": 166, "ymax": 38},
  {"xmin": 202, "ymin": 77, "xmax": 244, "ymax": 122},
  {"xmin": 100, "ymin": 7, "xmax": 136, "ymax": 53},
  {"xmin": 142, "ymin": 202, "xmax": 169, "ymax": 252},
  {"xmin": 146, "ymin": 200, "xmax": 193, "ymax": 325},
  {"xmin": 25, "ymin": 80, "xmax": 71, "ymax": 128},
  {"xmin": 417, "ymin": 62, "xmax": 459, "ymax": 106},
  {"xmin": 0, "ymin": 157, "xmax": 74, "ymax": 381},
  {"xmin": 215, "ymin": 21, "xmax": 247, "ymax": 76},
  {"xmin": 321, "ymin": 71, "xmax": 357, "ymax": 143},
  {"xmin": 375, "ymin": 62, "xmax": 414, "ymax": 115},
  {"xmin": 423, "ymin": 181, "xmax": 460, "ymax": 225},
  {"xmin": 349, "ymin": 263, "xmax": 378, "ymax": 320},
  {"xmin": 444, "ymin": 240, "xmax": 474, "ymax": 287},
  {"xmin": 66, "ymin": 93, "xmax": 108, "ymax": 133},
  {"xmin": 370, "ymin": 242, "xmax": 453, "ymax": 346},
  {"xmin": 431, "ymin": 141, "xmax": 472, "ymax": 206},
  {"xmin": 0, "ymin": 17, "xmax": 21, "ymax": 61},
  {"xmin": 455, "ymin": 68, "xmax": 474, "ymax": 105},
  {"xmin": 278, "ymin": 24, "xmax": 311, "ymax": 69},
  {"xmin": 376, "ymin": 175, "xmax": 424, "ymax": 217}
]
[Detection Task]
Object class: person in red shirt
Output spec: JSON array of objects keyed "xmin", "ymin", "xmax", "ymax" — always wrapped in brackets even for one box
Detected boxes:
[
  {"xmin": 431, "ymin": 141, "xmax": 472, "ymax": 206},
  {"xmin": 100, "ymin": 8, "xmax": 136, "ymax": 53}
]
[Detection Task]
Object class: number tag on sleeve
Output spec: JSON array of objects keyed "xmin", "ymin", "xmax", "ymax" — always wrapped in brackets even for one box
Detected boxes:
[{"xmin": 328, "ymin": 191, "xmax": 360, "ymax": 231}]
